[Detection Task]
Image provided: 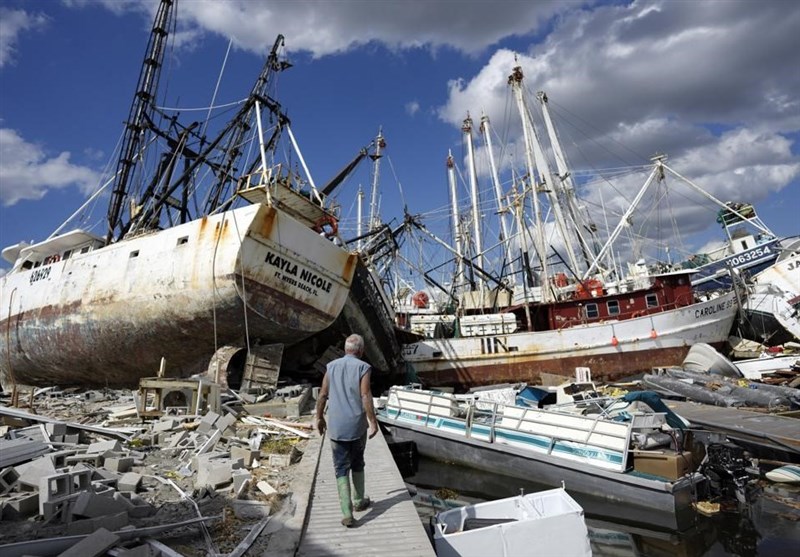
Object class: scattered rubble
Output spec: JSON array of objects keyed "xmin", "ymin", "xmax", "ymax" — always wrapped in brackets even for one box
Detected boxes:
[{"xmin": 0, "ymin": 379, "xmax": 318, "ymax": 556}]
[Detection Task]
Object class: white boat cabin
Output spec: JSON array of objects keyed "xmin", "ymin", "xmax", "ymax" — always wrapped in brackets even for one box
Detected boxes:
[{"xmin": 3, "ymin": 230, "xmax": 105, "ymax": 272}]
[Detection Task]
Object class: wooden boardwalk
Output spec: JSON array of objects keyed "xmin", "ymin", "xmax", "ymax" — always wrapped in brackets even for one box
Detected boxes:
[{"xmin": 297, "ymin": 431, "xmax": 435, "ymax": 557}]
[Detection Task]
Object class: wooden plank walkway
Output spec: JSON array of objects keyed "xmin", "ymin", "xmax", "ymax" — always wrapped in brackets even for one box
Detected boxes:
[{"xmin": 297, "ymin": 431, "xmax": 435, "ymax": 557}]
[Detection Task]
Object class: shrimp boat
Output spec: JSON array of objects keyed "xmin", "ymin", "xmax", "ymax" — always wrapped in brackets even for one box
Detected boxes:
[
  {"xmin": 399, "ymin": 66, "xmax": 740, "ymax": 388},
  {"xmin": 738, "ymin": 238, "xmax": 800, "ymax": 346},
  {"xmin": 0, "ymin": 2, "xmax": 358, "ymax": 388},
  {"xmin": 378, "ymin": 385, "xmax": 705, "ymax": 531}
]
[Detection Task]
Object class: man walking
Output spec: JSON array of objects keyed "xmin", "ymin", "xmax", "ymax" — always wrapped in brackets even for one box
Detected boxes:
[{"xmin": 315, "ymin": 334, "xmax": 379, "ymax": 527}]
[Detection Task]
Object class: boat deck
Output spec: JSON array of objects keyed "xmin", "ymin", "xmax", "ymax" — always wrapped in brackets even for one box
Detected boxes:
[
  {"xmin": 667, "ymin": 400, "xmax": 800, "ymax": 457},
  {"xmin": 297, "ymin": 431, "xmax": 435, "ymax": 557}
]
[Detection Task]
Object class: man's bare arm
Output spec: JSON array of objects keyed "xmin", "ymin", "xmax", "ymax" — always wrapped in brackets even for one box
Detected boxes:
[
  {"xmin": 360, "ymin": 370, "xmax": 378, "ymax": 439},
  {"xmin": 315, "ymin": 372, "xmax": 330, "ymax": 436}
]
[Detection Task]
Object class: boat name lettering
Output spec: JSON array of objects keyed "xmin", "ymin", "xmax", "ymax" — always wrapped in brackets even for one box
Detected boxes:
[
  {"xmin": 265, "ymin": 252, "xmax": 298, "ymax": 276},
  {"xmin": 728, "ymin": 246, "xmax": 769, "ymax": 267},
  {"xmin": 267, "ymin": 251, "xmax": 333, "ymax": 295},
  {"xmin": 299, "ymin": 268, "xmax": 332, "ymax": 293},
  {"xmin": 694, "ymin": 298, "xmax": 735, "ymax": 319},
  {"xmin": 788, "ymin": 260, "xmax": 797, "ymax": 271},
  {"xmin": 29, "ymin": 267, "xmax": 51, "ymax": 284},
  {"xmin": 402, "ymin": 344, "xmax": 420, "ymax": 356}
]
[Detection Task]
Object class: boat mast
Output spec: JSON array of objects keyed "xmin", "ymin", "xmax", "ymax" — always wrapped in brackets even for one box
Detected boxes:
[
  {"xmin": 537, "ymin": 91, "xmax": 599, "ymax": 272},
  {"xmin": 368, "ymin": 128, "xmax": 385, "ymax": 232},
  {"xmin": 204, "ymin": 34, "xmax": 288, "ymax": 214},
  {"xmin": 357, "ymin": 186, "xmax": 364, "ymax": 249},
  {"xmin": 480, "ymin": 113, "xmax": 517, "ymax": 282},
  {"xmin": 446, "ymin": 151, "xmax": 466, "ymax": 291},
  {"xmin": 462, "ymin": 115, "xmax": 485, "ymax": 291},
  {"xmin": 508, "ymin": 67, "xmax": 550, "ymax": 301},
  {"xmin": 106, "ymin": 0, "xmax": 175, "ymax": 243}
]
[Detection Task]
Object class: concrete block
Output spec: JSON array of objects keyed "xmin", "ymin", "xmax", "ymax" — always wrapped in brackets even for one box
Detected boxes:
[
  {"xmin": 41, "ymin": 498, "xmax": 71, "ymax": 522},
  {"xmin": 231, "ymin": 469, "xmax": 251, "ymax": 493},
  {"xmin": 195, "ymin": 460, "xmax": 233, "ymax": 489},
  {"xmin": 230, "ymin": 446, "xmax": 259, "ymax": 468},
  {"xmin": 92, "ymin": 467, "xmax": 121, "ymax": 482},
  {"xmin": 152, "ymin": 419, "xmax": 179, "ymax": 432},
  {"xmin": 169, "ymin": 431, "xmax": 189, "ymax": 447},
  {"xmin": 195, "ymin": 430, "xmax": 222, "ymax": 455},
  {"xmin": 198, "ymin": 410, "xmax": 220, "ymax": 434},
  {"xmin": 70, "ymin": 469, "xmax": 92, "ymax": 492},
  {"xmin": 2, "ymin": 492, "xmax": 39, "ymax": 519},
  {"xmin": 15, "ymin": 456, "xmax": 57, "ymax": 489},
  {"xmin": 85, "ymin": 440, "xmax": 121, "ymax": 454},
  {"xmin": 48, "ymin": 449, "xmax": 78, "ymax": 468},
  {"xmin": 39, "ymin": 472, "xmax": 72, "ymax": 511},
  {"xmin": 118, "ymin": 472, "xmax": 142, "ymax": 492},
  {"xmin": 64, "ymin": 434, "xmax": 80, "ymax": 445},
  {"xmin": 103, "ymin": 457, "xmax": 134, "ymax": 473},
  {"xmin": 45, "ymin": 423, "xmax": 68, "ymax": 437},
  {"xmin": 215, "ymin": 413, "xmax": 237, "ymax": 433},
  {"xmin": 67, "ymin": 511, "xmax": 129, "ymax": 536},
  {"xmin": 72, "ymin": 491, "xmax": 129, "ymax": 518},
  {"xmin": 256, "ymin": 480, "xmax": 277, "ymax": 496},
  {"xmin": 65, "ymin": 453, "xmax": 103, "ymax": 467},
  {"xmin": 122, "ymin": 493, "xmax": 155, "ymax": 518},
  {"xmin": 231, "ymin": 499, "xmax": 271, "ymax": 519},
  {"xmin": 58, "ymin": 527, "xmax": 120, "ymax": 557},
  {"xmin": 0, "ymin": 467, "xmax": 20, "ymax": 495}
]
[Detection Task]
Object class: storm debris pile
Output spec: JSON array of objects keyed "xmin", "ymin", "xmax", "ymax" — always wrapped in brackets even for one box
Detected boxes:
[{"xmin": 0, "ymin": 382, "xmax": 316, "ymax": 556}]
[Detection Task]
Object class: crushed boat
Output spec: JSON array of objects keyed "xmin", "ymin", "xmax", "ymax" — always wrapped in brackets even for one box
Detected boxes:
[
  {"xmin": 432, "ymin": 487, "xmax": 591, "ymax": 557},
  {"xmin": 378, "ymin": 384, "xmax": 706, "ymax": 530}
]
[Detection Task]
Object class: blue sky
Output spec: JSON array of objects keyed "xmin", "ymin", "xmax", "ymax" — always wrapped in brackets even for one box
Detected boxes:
[{"xmin": 1, "ymin": 0, "xmax": 798, "ymax": 278}]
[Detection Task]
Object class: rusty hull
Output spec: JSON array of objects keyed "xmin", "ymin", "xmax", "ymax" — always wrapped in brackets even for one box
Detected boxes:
[{"xmin": 0, "ymin": 204, "xmax": 355, "ymax": 389}]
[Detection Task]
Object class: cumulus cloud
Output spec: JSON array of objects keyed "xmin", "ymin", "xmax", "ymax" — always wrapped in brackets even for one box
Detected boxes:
[
  {"xmin": 0, "ymin": 128, "xmax": 102, "ymax": 206},
  {"xmin": 0, "ymin": 8, "xmax": 48, "ymax": 68},
  {"xmin": 70, "ymin": 0, "xmax": 579, "ymax": 57},
  {"xmin": 435, "ymin": 0, "xmax": 799, "ymax": 260}
]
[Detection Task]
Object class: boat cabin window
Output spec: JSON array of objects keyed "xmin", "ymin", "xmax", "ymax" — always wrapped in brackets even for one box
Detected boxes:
[
  {"xmin": 130, "ymin": 250, "xmax": 140, "ymax": 258},
  {"xmin": 177, "ymin": 236, "xmax": 189, "ymax": 246},
  {"xmin": 33, "ymin": 260, "xmax": 42, "ymax": 268},
  {"xmin": 740, "ymin": 239, "xmax": 749, "ymax": 250},
  {"xmin": 646, "ymin": 294, "xmax": 658, "ymax": 308},
  {"xmin": 22, "ymin": 260, "xmax": 33, "ymax": 270},
  {"xmin": 607, "ymin": 300, "xmax": 620, "ymax": 316},
  {"xmin": 585, "ymin": 303, "xmax": 599, "ymax": 319},
  {"xmin": 80, "ymin": 246, "xmax": 90, "ymax": 254},
  {"xmin": 63, "ymin": 250, "xmax": 72, "ymax": 260}
]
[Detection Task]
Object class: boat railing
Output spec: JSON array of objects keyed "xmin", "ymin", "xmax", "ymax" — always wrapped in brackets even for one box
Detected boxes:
[{"xmin": 481, "ymin": 399, "xmax": 632, "ymax": 471}]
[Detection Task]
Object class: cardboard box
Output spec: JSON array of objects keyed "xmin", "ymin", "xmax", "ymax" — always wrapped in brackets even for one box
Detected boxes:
[{"xmin": 633, "ymin": 450, "xmax": 693, "ymax": 480}]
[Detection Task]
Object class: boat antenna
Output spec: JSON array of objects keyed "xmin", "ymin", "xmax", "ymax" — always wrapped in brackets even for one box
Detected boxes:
[{"xmin": 106, "ymin": 0, "xmax": 176, "ymax": 243}]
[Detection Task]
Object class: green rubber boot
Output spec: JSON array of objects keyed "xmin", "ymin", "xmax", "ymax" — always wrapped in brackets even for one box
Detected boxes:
[
  {"xmin": 352, "ymin": 471, "xmax": 371, "ymax": 511},
  {"xmin": 336, "ymin": 476, "xmax": 354, "ymax": 527}
]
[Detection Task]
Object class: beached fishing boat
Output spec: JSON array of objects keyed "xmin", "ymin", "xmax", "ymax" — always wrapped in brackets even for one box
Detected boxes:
[
  {"xmin": 738, "ymin": 238, "xmax": 800, "ymax": 346},
  {"xmin": 432, "ymin": 487, "xmax": 591, "ymax": 557},
  {"xmin": 396, "ymin": 67, "xmax": 740, "ymax": 388},
  {"xmin": 378, "ymin": 385, "xmax": 705, "ymax": 530},
  {"xmin": 0, "ymin": 2, "xmax": 358, "ymax": 388},
  {"xmin": 683, "ymin": 201, "xmax": 782, "ymax": 292}
]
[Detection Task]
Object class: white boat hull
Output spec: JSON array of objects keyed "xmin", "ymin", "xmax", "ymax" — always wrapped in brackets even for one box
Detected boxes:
[
  {"xmin": 403, "ymin": 292, "xmax": 739, "ymax": 387},
  {"xmin": 0, "ymin": 204, "xmax": 357, "ymax": 387},
  {"xmin": 432, "ymin": 488, "xmax": 591, "ymax": 557}
]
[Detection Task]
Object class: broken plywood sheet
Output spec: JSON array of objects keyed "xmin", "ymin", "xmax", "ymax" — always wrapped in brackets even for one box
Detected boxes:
[{"xmin": 242, "ymin": 344, "xmax": 283, "ymax": 391}]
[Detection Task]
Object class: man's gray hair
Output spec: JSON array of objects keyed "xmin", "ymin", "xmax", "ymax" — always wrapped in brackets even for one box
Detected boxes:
[{"xmin": 344, "ymin": 334, "xmax": 364, "ymax": 355}]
